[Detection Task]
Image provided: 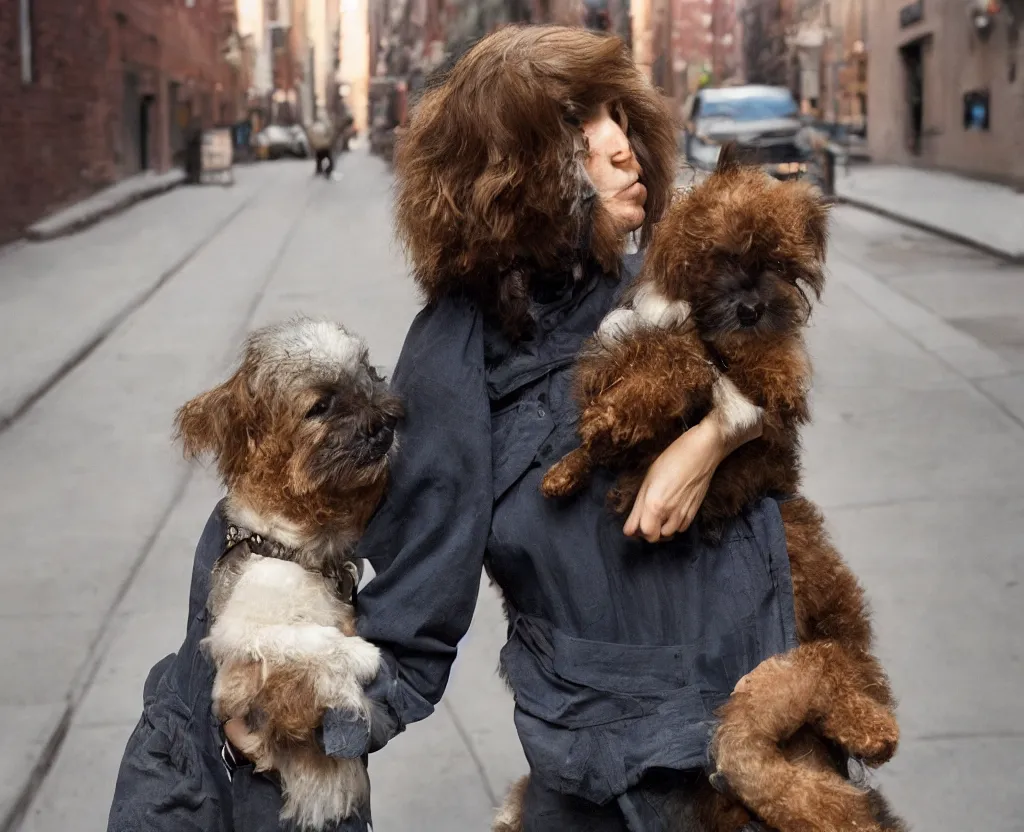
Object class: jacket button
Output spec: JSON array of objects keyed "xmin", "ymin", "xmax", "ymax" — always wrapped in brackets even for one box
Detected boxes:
[{"xmin": 537, "ymin": 406, "xmax": 546, "ymax": 418}]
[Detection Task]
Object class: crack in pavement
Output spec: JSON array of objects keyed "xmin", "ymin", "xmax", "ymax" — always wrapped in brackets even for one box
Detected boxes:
[{"xmin": 442, "ymin": 699, "xmax": 499, "ymax": 808}]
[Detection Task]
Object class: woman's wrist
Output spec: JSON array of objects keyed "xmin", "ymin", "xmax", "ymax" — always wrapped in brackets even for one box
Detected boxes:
[{"xmin": 703, "ymin": 406, "xmax": 762, "ymax": 460}]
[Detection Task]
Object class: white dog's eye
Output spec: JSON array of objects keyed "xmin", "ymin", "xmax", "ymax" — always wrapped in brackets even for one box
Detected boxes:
[{"xmin": 305, "ymin": 395, "xmax": 333, "ymax": 419}]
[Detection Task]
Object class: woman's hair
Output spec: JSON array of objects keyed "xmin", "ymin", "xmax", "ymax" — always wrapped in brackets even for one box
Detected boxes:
[{"xmin": 393, "ymin": 25, "xmax": 677, "ymax": 336}]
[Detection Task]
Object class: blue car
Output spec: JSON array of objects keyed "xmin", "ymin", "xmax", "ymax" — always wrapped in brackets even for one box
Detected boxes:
[{"xmin": 681, "ymin": 85, "xmax": 812, "ymax": 180}]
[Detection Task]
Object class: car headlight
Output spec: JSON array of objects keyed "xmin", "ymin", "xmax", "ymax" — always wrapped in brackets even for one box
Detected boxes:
[{"xmin": 690, "ymin": 137, "xmax": 722, "ymax": 168}]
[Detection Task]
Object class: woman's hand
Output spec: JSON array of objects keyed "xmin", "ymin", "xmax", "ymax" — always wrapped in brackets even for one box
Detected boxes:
[{"xmin": 623, "ymin": 408, "xmax": 762, "ymax": 543}]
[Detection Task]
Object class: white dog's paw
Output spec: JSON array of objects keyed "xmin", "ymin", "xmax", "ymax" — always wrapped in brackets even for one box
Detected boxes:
[
  {"xmin": 597, "ymin": 308, "xmax": 641, "ymax": 345},
  {"xmin": 632, "ymin": 285, "xmax": 691, "ymax": 329},
  {"xmin": 340, "ymin": 635, "xmax": 382, "ymax": 683},
  {"xmin": 315, "ymin": 635, "xmax": 381, "ymax": 715}
]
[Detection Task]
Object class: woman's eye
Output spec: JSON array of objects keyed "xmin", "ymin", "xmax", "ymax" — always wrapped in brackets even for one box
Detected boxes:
[{"xmin": 305, "ymin": 396, "xmax": 333, "ymax": 419}]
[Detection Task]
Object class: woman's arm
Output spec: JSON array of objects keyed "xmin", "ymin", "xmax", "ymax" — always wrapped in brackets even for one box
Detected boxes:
[
  {"xmin": 623, "ymin": 376, "xmax": 763, "ymax": 543},
  {"xmin": 323, "ymin": 297, "xmax": 493, "ymax": 756}
]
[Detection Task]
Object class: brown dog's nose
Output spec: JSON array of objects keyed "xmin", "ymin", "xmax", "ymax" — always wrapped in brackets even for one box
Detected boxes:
[{"xmin": 737, "ymin": 302, "xmax": 765, "ymax": 327}]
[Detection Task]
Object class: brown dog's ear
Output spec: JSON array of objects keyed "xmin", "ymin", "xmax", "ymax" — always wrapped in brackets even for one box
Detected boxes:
[
  {"xmin": 804, "ymin": 189, "xmax": 831, "ymax": 263},
  {"xmin": 174, "ymin": 369, "xmax": 256, "ymax": 481},
  {"xmin": 715, "ymin": 142, "xmax": 743, "ymax": 175}
]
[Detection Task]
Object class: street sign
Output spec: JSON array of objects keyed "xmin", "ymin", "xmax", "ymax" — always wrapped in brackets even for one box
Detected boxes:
[{"xmin": 200, "ymin": 128, "xmax": 234, "ymax": 185}]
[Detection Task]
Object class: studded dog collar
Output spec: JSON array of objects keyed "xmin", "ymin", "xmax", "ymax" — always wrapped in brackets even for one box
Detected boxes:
[
  {"xmin": 222, "ymin": 524, "xmax": 362, "ymax": 602},
  {"xmin": 224, "ymin": 524, "xmax": 298, "ymax": 561}
]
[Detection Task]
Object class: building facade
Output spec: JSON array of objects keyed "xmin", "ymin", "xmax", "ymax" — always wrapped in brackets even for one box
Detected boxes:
[
  {"xmin": 670, "ymin": 0, "xmax": 739, "ymax": 90},
  {"xmin": 0, "ymin": 0, "xmax": 243, "ymax": 243},
  {"xmin": 868, "ymin": 0, "xmax": 1024, "ymax": 185},
  {"xmin": 737, "ymin": 0, "xmax": 796, "ymax": 88},
  {"xmin": 636, "ymin": 0, "xmax": 740, "ymax": 117}
]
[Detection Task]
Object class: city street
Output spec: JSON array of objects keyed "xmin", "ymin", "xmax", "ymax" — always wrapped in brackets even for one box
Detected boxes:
[{"xmin": 1, "ymin": 151, "xmax": 1022, "ymax": 832}]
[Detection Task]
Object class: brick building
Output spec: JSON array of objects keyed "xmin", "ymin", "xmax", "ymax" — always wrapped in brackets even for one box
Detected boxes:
[
  {"xmin": 867, "ymin": 0, "xmax": 1024, "ymax": 186},
  {"xmin": 635, "ymin": 0, "xmax": 740, "ymax": 112},
  {"xmin": 0, "ymin": 0, "xmax": 244, "ymax": 244}
]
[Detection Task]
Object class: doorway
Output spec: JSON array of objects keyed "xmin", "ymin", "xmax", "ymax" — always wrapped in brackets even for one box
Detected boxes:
[
  {"xmin": 900, "ymin": 40, "xmax": 924, "ymax": 155},
  {"xmin": 139, "ymin": 95, "xmax": 154, "ymax": 170},
  {"xmin": 123, "ymin": 72, "xmax": 142, "ymax": 172}
]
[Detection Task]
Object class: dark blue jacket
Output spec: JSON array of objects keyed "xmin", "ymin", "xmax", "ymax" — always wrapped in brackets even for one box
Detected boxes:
[{"xmin": 107, "ymin": 258, "xmax": 798, "ymax": 831}]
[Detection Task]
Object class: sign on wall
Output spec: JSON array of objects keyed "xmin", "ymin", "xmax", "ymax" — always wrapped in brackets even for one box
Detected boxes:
[
  {"xmin": 963, "ymin": 90, "xmax": 991, "ymax": 130},
  {"xmin": 200, "ymin": 128, "xmax": 234, "ymax": 185}
]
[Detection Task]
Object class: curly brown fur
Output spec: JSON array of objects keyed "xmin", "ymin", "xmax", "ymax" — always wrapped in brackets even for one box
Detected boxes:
[
  {"xmin": 534, "ymin": 154, "xmax": 905, "ymax": 832},
  {"xmin": 176, "ymin": 318, "xmax": 401, "ymax": 830},
  {"xmin": 541, "ymin": 146, "xmax": 827, "ymax": 520},
  {"xmin": 393, "ymin": 24, "xmax": 677, "ymax": 338}
]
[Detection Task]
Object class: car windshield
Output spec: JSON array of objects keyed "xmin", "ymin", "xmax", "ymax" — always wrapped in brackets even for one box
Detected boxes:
[{"xmin": 700, "ymin": 92, "xmax": 799, "ymax": 122}]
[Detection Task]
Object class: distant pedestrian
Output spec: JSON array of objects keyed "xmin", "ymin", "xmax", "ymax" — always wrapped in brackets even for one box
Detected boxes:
[
  {"xmin": 307, "ymin": 118, "xmax": 336, "ymax": 178},
  {"xmin": 337, "ymin": 99, "xmax": 355, "ymax": 152}
]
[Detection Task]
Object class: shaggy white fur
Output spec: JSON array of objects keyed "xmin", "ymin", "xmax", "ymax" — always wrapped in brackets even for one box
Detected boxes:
[
  {"xmin": 205, "ymin": 551, "xmax": 379, "ymax": 828},
  {"xmin": 205, "ymin": 555, "xmax": 379, "ymax": 718},
  {"xmin": 278, "ymin": 754, "xmax": 371, "ymax": 830},
  {"xmin": 249, "ymin": 318, "xmax": 368, "ymax": 388},
  {"xmin": 596, "ymin": 285, "xmax": 691, "ymax": 345},
  {"xmin": 711, "ymin": 374, "xmax": 764, "ymax": 441},
  {"xmin": 631, "ymin": 284, "xmax": 692, "ymax": 329}
]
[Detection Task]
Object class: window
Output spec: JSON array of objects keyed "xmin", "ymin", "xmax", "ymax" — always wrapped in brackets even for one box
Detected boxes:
[
  {"xmin": 19, "ymin": 0, "xmax": 33, "ymax": 84},
  {"xmin": 699, "ymin": 91, "xmax": 800, "ymax": 121}
]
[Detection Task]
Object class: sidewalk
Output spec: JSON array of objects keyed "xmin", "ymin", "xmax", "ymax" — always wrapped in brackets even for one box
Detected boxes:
[
  {"xmin": 0, "ymin": 165, "xmax": 279, "ymax": 429},
  {"xmin": 25, "ymin": 170, "xmax": 186, "ymax": 241},
  {"xmin": 835, "ymin": 164, "xmax": 1024, "ymax": 262}
]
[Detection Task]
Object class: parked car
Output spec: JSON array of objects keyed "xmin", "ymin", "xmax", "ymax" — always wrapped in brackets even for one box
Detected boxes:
[
  {"xmin": 681, "ymin": 85, "xmax": 812, "ymax": 180},
  {"xmin": 253, "ymin": 125, "xmax": 308, "ymax": 160}
]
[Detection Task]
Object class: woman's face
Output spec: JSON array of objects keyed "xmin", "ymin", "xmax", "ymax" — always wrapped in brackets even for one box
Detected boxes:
[{"xmin": 581, "ymin": 102, "xmax": 646, "ymax": 236}]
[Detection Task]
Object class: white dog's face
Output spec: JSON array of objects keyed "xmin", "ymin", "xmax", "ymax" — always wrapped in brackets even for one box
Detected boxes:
[{"xmin": 175, "ymin": 318, "xmax": 402, "ymax": 546}]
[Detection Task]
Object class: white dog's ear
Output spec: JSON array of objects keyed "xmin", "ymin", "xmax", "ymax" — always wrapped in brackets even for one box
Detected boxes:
[{"xmin": 174, "ymin": 368, "xmax": 259, "ymax": 479}]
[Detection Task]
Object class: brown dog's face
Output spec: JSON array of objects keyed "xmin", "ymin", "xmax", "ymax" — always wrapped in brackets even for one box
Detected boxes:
[
  {"xmin": 688, "ymin": 246, "xmax": 817, "ymax": 342},
  {"xmin": 175, "ymin": 319, "xmax": 403, "ymax": 537},
  {"xmin": 651, "ymin": 149, "xmax": 829, "ymax": 343}
]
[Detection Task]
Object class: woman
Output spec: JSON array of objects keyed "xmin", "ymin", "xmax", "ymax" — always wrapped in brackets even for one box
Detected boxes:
[
  {"xmin": 108, "ymin": 26, "xmax": 797, "ymax": 832},
  {"xmin": 292, "ymin": 25, "xmax": 797, "ymax": 829}
]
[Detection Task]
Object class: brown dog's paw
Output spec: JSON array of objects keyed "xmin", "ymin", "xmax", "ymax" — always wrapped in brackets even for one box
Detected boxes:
[
  {"xmin": 541, "ymin": 464, "xmax": 577, "ymax": 498},
  {"xmin": 820, "ymin": 696, "xmax": 900, "ymax": 767},
  {"xmin": 578, "ymin": 407, "xmax": 617, "ymax": 444},
  {"xmin": 541, "ymin": 448, "xmax": 591, "ymax": 498}
]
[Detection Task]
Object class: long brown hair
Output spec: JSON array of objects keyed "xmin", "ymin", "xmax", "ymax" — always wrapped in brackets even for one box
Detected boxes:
[{"xmin": 393, "ymin": 25, "xmax": 677, "ymax": 336}]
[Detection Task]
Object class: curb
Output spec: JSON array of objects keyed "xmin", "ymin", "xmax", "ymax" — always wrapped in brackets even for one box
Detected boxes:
[
  {"xmin": 835, "ymin": 193, "xmax": 1024, "ymax": 265},
  {"xmin": 25, "ymin": 172, "xmax": 187, "ymax": 242}
]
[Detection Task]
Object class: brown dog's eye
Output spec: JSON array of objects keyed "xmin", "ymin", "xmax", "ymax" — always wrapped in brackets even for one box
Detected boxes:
[{"xmin": 305, "ymin": 396, "xmax": 333, "ymax": 419}]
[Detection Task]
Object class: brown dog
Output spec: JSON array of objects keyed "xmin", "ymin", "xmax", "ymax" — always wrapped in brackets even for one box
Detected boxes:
[
  {"xmin": 175, "ymin": 318, "xmax": 402, "ymax": 830},
  {"xmin": 532, "ymin": 151, "xmax": 905, "ymax": 832}
]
